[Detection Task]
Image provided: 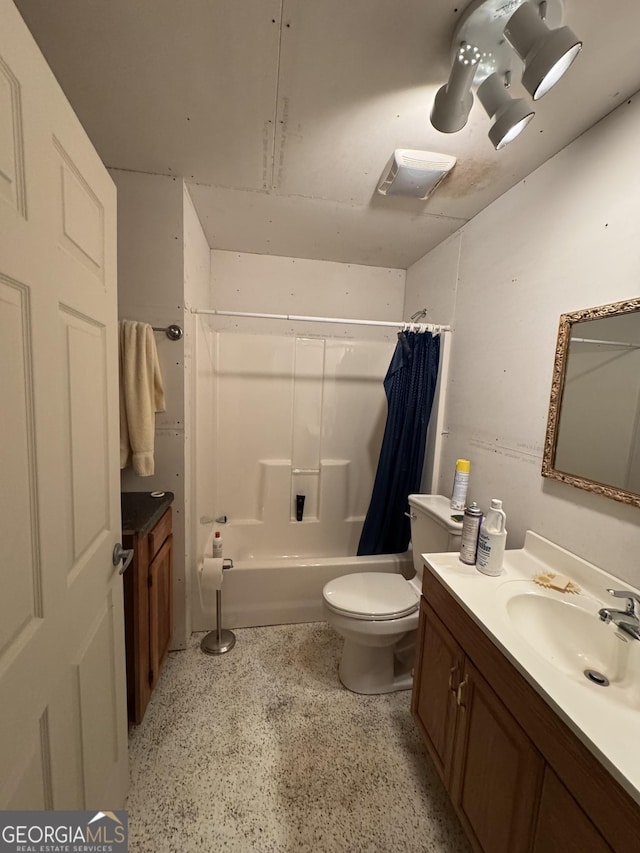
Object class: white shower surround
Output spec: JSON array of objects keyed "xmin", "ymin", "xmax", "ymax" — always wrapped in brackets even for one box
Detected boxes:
[
  {"xmin": 191, "ymin": 251, "xmax": 455, "ymax": 628},
  {"xmin": 192, "ymin": 327, "xmax": 397, "ymax": 626},
  {"xmin": 214, "ymin": 330, "xmax": 396, "ymax": 546},
  {"xmin": 192, "ymin": 325, "xmax": 449, "ymax": 627}
]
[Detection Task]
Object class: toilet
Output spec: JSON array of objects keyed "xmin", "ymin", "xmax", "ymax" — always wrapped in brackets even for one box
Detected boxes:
[{"xmin": 322, "ymin": 494, "xmax": 462, "ymax": 694}]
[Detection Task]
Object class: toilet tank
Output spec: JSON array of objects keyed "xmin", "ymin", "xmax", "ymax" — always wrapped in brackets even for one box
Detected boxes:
[{"xmin": 408, "ymin": 494, "xmax": 463, "ymax": 577}]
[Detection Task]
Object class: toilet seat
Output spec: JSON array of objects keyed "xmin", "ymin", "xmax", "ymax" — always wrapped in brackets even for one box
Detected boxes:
[{"xmin": 323, "ymin": 572, "xmax": 419, "ymax": 621}]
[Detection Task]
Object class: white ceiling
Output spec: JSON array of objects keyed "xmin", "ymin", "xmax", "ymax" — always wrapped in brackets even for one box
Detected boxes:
[{"xmin": 15, "ymin": 0, "xmax": 640, "ymax": 269}]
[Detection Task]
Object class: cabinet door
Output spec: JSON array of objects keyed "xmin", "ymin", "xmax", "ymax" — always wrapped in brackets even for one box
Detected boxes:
[
  {"xmin": 123, "ymin": 531, "xmax": 149, "ymax": 723},
  {"xmin": 533, "ymin": 767, "xmax": 612, "ymax": 853},
  {"xmin": 148, "ymin": 533, "xmax": 173, "ymax": 691},
  {"xmin": 451, "ymin": 658, "xmax": 543, "ymax": 853},
  {"xmin": 412, "ymin": 600, "xmax": 464, "ymax": 786}
]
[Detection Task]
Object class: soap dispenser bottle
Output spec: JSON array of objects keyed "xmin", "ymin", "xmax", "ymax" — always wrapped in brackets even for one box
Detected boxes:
[
  {"xmin": 476, "ymin": 499, "xmax": 507, "ymax": 576},
  {"xmin": 212, "ymin": 530, "xmax": 223, "ymax": 558}
]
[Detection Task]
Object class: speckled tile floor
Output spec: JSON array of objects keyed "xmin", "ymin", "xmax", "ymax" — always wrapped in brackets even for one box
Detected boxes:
[{"xmin": 126, "ymin": 623, "xmax": 471, "ymax": 853}]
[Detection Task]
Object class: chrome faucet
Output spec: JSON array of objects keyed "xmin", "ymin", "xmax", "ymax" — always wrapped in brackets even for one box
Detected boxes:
[{"xmin": 598, "ymin": 589, "xmax": 640, "ymax": 641}]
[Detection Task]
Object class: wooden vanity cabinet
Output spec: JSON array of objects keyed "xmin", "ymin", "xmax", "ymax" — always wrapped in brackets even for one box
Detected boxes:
[
  {"xmin": 412, "ymin": 571, "xmax": 640, "ymax": 853},
  {"xmin": 533, "ymin": 767, "xmax": 611, "ymax": 853},
  {"xmin": 413, "ymin": 599, "xmax": 543, "ymax": 853},
  {"xmin": 123, "ymin": 506, "xmax": 173, "ymax": 724}
]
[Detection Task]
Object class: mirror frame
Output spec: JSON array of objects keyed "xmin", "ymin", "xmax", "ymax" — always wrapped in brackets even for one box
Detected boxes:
[{"xmin": 542, "ymin": 296, "xmax": 640, "ymax": 508}]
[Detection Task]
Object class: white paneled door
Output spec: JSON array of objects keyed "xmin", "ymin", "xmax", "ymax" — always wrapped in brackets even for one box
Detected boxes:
[{"xmin": 0, "ymin": 1, "xmax": 127, "ymax": 808}]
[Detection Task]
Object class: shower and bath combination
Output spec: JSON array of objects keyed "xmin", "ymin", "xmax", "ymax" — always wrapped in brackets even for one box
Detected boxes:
[{"xmin": 192, "ymin": 306, "xmax": 452, "ymax": 631}]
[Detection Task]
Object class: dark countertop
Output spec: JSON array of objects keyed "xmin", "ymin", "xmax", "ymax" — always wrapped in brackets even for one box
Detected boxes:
[{"xmin": 121, "ymin": 491, "xmax": 174, "ymax": 536}]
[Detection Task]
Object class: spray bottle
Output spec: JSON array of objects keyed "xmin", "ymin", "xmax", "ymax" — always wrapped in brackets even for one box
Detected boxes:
[
  {"xmin": 450, "ymin": 459, "xmax": 471, "ymax": 511},
  {"xmin": 476, "ymin": 499, "xmax": 507, "ymax": 576}
]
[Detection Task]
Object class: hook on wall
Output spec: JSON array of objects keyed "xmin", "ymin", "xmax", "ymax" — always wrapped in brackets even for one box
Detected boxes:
[{"xmin": 409, "ymin": 308, "xmax": 428, "ymax": 322}]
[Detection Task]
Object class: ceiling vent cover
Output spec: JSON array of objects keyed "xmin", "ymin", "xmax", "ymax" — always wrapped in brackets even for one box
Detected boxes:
[{"xmin": 376, "ymin": 149, "xmax": 456, "ymax": 200}]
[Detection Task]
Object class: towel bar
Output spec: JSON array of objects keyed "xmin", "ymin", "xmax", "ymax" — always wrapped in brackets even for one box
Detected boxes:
[{"xmin": 152, "ymin": 323, "xmax": 183, "ymax": 340}]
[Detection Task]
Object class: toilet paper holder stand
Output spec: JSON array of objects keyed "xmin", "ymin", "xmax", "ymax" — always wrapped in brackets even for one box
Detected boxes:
[{"xmin": 201, "ymin": 557, "xmax": 235, "ymax": 656}]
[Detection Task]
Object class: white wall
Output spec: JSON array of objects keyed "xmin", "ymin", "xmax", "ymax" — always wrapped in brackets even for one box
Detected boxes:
[
  {"xmin": 210, "ymin": 251, "xmax": 405, "ymax": 341},
  {"xmin": 405, "ymin": 237, "xmax": 461, "ymax": 327},
  {"xmin": 404, "ymin": 95, "xmax": 640, "ymax": 587},
  {"xmin": 111, "ymin": 169, "xmax": 189, "ymax": 648}
]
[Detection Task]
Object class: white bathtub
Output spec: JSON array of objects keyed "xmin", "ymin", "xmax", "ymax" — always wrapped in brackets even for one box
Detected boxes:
[{"xmin": 216, "ymin": 551, "xmax": 414, "ymax": 629}]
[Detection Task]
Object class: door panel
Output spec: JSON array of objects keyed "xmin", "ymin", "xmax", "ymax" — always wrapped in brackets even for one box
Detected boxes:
[
  {"xmin": 1, "ymin": 717, "xmax": 51, "ymax": 809},
  {"xmin": 533, "ymin": 767, "xmax": 612, "ymax": 853},
  {"xmin": 0, "ymin": 275, "xmax": 41, "ymax": 656},
  {"xmin": 0, "ymin": 0, "xmax": 126, "ymax": 809},
  {"xmin": 0, "ymin": 54, "xmax": 27, "ymax": 215},
  {"xmin": 452, "ymin": 659, "xmax": 543, "ymax": 853},
  {"xmin": 62, "ymin": 310, "xmax": 110, "ymax": 563},
  {"xmin": 412, "ymin": 600, "xmax": 463, "ymax": 787},
  {"xmin": 56, "ymin": 140, "xmax": 105, "ymax": 277},
  {"xmin": 149, "ymin": 533, "xmax": 173, "ymax": 690},
  {"xmin": 75, "ymin": 598, "xmax": 121, "ymax": 807}
]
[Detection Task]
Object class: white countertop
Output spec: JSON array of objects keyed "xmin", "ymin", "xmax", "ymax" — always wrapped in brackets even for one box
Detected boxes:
[{"xmin": 422, "ymin": 530, "xmax": 640, "ymax": 806}]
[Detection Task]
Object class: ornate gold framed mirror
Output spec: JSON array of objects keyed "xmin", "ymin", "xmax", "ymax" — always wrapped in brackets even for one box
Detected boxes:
[{"xmin": 542, "ymin": 297, "xmax": 640, "ymax": 508}]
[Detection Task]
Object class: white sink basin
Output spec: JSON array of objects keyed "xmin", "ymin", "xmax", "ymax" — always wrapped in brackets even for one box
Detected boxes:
[{"xmin": 497, "ymin": 582, "xmax": 640, "ymax": 708}]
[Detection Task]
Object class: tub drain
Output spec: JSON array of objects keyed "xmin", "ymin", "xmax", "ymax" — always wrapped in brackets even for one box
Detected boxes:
[{"xmin": 584, "ymin": 669, "xmax": 609, "ymax": 687}]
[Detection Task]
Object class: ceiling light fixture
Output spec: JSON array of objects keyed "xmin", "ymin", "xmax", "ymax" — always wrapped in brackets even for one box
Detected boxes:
[
  {"xmin": 430, "ymin": 43, "xmax": 481, "ymax": 133},
  {"xmin": 477, "ymin": 73, "xmax": 535, "ymax": 150},
  {"xmin": 429, "ymin": 0, "xmax": 582, "ymax": 149},
  {"xmin": 504, "ymin": 1, "xmax": 582, "ymax": 100}
]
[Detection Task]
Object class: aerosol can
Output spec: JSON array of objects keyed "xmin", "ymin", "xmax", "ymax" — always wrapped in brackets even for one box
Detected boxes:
[{"xmin": 459, "ymin": 502, "xmax": 483, "ymax": 566}]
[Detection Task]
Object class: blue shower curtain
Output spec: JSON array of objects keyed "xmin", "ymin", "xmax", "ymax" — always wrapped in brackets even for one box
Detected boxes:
[{"xmin": 357, "ymin": 330, "xmax": 440, "ymax": 556}]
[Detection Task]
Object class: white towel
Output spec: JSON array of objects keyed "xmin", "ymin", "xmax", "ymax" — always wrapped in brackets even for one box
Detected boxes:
[{"xmin": 119, "ymin": 320, "xmax": 166, "ymax": 476}]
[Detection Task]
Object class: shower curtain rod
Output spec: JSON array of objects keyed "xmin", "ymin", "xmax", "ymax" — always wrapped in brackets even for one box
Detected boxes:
[{"xmin": 191, "ymin": 307, "xmax": 451, "ymax": 333}]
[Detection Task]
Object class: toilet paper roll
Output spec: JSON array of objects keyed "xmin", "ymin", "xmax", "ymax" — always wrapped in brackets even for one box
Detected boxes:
[{"xmin": 199, "ymin": 557, "xmax": 224, "ymax": 612}]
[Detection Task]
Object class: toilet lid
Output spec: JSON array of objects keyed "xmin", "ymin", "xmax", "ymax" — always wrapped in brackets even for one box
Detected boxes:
[{"xmin": 323, "ymin": 572, "xmax": 419, "ymax": 620}]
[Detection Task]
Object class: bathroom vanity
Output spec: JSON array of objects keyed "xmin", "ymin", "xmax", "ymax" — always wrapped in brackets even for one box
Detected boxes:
[
  {"xmin": 412, "ymin": 534, "xmax": 640, "ymax": 853},
  {"xmin": 121, "ymin": 491, "xmax": 174, "ymax": 724}
]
